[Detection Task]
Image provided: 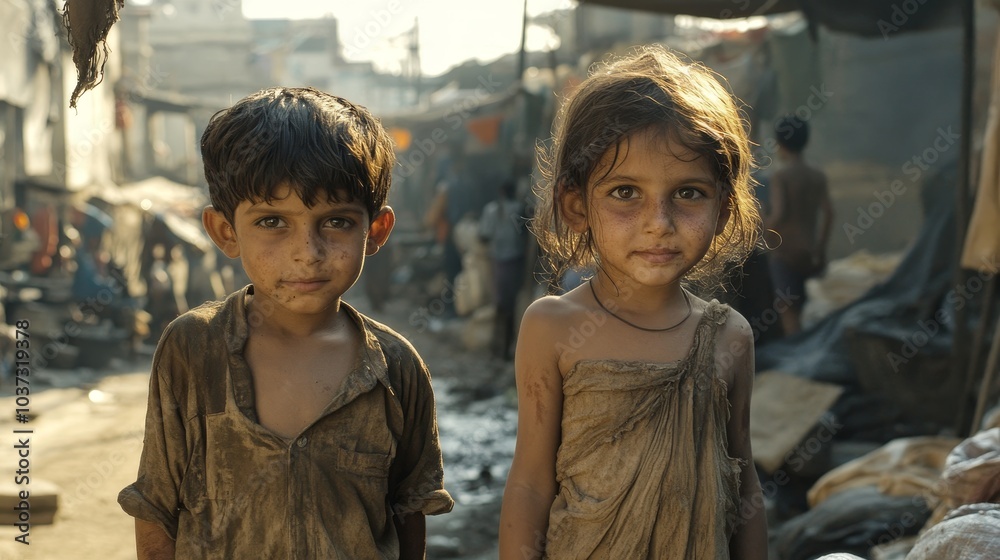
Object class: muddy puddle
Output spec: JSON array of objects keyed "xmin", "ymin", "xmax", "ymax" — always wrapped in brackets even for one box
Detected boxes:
[{"xmin": 426, "ymin": 377, "xmax": 517, "ymax": 558}]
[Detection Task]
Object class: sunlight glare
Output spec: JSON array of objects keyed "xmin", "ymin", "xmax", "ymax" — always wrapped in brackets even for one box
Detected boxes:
[{"xmin": 242, "ymin": 0, "xmax": 574, "ymax": 76}]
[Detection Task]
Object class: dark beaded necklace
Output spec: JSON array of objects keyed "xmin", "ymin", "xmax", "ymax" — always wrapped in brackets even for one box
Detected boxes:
[{"xmin": 589, "ymin": 280, "xmax": 692, "ymax": 333}]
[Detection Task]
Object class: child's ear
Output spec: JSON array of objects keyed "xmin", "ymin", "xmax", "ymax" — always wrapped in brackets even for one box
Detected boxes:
[
  {"xmin": 559, "ymin": 184, "xmax": 589, "ymax": 234},
  {"xmin": 716, "ymin": 194, "xmax": 732, "ymax": 236},
  {"xmin": 366, "ymin": 206, "xmax": 395, "ymax": 256},
  {"xmin": 203, "ymin": 207, "xmax": 241, "ymax": 258}
]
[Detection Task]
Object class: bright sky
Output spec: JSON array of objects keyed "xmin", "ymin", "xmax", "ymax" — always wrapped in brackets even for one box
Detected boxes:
[{"xmin": 242, "ymin": 0, "xmax": 573, "ymax": 76}]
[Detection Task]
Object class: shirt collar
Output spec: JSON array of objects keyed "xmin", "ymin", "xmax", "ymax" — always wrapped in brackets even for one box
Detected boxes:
[{"xmin": 224, "ymin": 284, "xmax": 392, "ymax": 391}]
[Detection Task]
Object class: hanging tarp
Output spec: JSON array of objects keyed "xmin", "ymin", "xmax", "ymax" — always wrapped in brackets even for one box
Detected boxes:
[
  {"xmin": 577, "ymin": 0, "xmax": 962, "ymax": 37},
  {"xmin": 61, "ymin": 0, "xmax": 124, "ymax": 108}
]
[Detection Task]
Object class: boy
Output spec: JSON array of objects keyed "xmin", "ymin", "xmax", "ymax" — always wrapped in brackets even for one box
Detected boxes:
[
  {"xmin": 118, "ymin": 87, "xmax": 454, "ymax": 559},
  {"xmin": 765, "ymin": 114, "xmax": 834, "ymax": 335}
]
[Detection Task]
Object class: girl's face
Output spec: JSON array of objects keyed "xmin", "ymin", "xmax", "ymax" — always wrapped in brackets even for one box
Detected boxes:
[{"xmin": 562, "ymin": 129, "xmax": 730, "ymax": 290}]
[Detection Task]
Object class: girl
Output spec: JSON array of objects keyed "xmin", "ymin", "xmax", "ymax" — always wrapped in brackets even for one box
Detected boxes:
[{"xmin": 499, "ymin": 46, "xmax": 768, "ymax": 559}]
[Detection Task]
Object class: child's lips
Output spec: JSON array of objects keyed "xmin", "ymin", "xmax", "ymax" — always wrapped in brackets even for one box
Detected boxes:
[
  {"xmin": 634, "ymin": 248, "xmax": 681, "ymax": 263},
  {"xmin": 283, "ymin": 278, "xmax": 329, "ymax": 292}
]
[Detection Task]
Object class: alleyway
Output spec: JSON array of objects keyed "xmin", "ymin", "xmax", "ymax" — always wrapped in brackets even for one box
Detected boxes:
[{"xmin": 0, "ymin": 292, "xmax": 516, "ymax": 560}]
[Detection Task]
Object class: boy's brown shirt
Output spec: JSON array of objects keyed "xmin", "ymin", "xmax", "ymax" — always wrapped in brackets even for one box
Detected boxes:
[{"xmin": 119, "ymin": 286, "xmax": 453, "ymax": 558}]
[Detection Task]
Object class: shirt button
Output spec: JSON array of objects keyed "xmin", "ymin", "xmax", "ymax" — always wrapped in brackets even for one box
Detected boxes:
[{"xmin": 297, "ymin": 437, "xmax": 308, "ymax": 448}]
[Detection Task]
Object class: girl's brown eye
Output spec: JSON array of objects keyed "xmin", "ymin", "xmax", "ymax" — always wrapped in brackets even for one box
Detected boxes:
[
  {"xmin": 612, "ymin": 186, "xmax": 635, "ymax": 199},
  {"xmin": 677, "ymin": 188, "xmax": 704, "ymax": 200}
]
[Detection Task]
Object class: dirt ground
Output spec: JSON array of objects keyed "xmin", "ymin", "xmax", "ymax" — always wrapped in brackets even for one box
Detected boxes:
[{"xmin": 0, "ymin": 293, "xmax": 514, "ymax": 560}]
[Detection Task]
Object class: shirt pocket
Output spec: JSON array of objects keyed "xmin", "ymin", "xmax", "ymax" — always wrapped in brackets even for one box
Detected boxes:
[
  {"xmin": 331, "ymin": 440, "xmax": 396, "ymax": 509},
  {"xmin": 177, "ymin": 413, "xmax": 246, "ymax": 547},
  {"xmin": 202, "ymin": 412, "xmax": 245, "ymax": 502},
  {"xmin": 333, "ymin": 442, "xmax": 394, "ymax": 478}
]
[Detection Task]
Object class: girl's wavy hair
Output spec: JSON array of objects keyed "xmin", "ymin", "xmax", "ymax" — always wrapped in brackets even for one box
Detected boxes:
[
  {"xmin": 533, "ymin": 45, "xmax": 760, "ymax": 290},
  {"xmin": 201, "ymin": 87, "xmax": 394, "ymax": 224}
]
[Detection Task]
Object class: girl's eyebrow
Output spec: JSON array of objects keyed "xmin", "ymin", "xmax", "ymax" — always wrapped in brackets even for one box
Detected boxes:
[
  {"xmin": 594, "ymin": 172, "xmax": 717, "ymax": 188},
  {"xmin": 679, "ymin": 177, "xmax": 719, "ymax": 188},
  {"xmin": 592, "ymin": 172, "xmax": 639, "ymax": 186}
]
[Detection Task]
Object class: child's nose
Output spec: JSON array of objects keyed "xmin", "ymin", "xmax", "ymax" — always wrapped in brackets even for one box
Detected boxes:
[
  {"xmin": 646, "ymin": 198, "xmax": 676, "ymax": 233},
  {"xmin": 293, "ymin": 227, "xmax": 326, "ymax": 262}
]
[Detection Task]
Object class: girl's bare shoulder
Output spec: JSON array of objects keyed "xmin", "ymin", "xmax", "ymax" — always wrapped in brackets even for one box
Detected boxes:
[
  {"xmin": 715, "ymin": 304, "xmax": 754, "ymax": 349},
  {"xmin": 679, "ymin": 293, "xmax": 753, "ymax": 367},
  {"xmin": 522, "ymin": 285, "xmax": 595, "ymax": 325},
  {"xmin": 694, "ymin": 297, "xmax": 754, "ymax": 387},
  {"xmin": 684, "ymin": 293, "xmax": 752, "ymax": 339}
]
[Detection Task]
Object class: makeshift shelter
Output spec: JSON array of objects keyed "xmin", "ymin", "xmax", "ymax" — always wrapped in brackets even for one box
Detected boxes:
[
  {"xmin": 578, "ymin": 0, "xmax": 996, "ymax": 435},
  {"xmin": 578, "ymin": 2, "xmax": 998, "ymax": 557},
  {"xmin": 381, "ymin": 84, "xmax": 549, "ymax": 228},
  {"xmin": 578, "ymin": 0, "xmax": 962, "ymax": 37}
]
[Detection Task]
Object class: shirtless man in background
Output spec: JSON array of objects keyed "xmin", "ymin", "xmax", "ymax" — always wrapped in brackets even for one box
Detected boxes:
[{"xmin": 765, "ymin": 114, "xmax": 834, "ymax": 335}]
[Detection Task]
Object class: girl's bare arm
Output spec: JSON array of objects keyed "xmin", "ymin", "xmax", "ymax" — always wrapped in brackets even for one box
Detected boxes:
[
  {"xmin": 136, "ymin": 519, "xmax": 175, "ymax": 560},
  {"xmin": 722, "ymin": 311, "xmax": 769, "ymax": 560},
  {"xmin": 499, "ymin": 299, "xmax": 565, "ymax": 560}
]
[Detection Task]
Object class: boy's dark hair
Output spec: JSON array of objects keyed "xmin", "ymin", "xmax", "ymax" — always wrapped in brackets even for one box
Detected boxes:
[
  {"xmin": 201, "ymin": 87, "xmax": 394, "ymax": 224},
  {"xmin": 774, "ymin": 114, "xmax": 809, "ymax": 153}
]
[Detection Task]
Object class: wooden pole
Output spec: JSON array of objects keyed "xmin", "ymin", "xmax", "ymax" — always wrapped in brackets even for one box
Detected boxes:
[
  {"xmin": 971, "ymin": 318, "xmax": 1000, "ymax": 433},
  {"xmin": 517, "ymin": 0, "xmax": 529, "ymax": 81},
  {"xmin": 957, "ymin": 277, "xmax": 997, "ymax": 432},
  {"xmin": 950, "ymin": 0, "xmax": 977, "ymax": 436}
]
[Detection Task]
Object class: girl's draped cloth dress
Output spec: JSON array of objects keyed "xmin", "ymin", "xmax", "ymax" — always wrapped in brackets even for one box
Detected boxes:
[{"xmin": 544, "ymin": 300, "xmax": 744, "ymax": 559}]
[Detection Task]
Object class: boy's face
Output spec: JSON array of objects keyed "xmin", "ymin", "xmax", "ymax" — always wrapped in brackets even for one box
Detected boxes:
[{"xmin": 204, "ymin": 183, "xmax": 393, "ymax": 320}]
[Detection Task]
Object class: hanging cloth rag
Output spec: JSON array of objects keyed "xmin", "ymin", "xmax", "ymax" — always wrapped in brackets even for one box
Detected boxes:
[
  {"xmin": 961, "ymin": 29, "xmax": 1000, "ymax": 273},
  {"xmin": 61, "ymin": 0, "xmax": 125, "ymax": 108}
]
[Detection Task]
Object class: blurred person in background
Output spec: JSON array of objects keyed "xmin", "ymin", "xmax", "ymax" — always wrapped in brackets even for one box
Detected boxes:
[
  {"xmin": 764, "ymin": 115, "xmax": 834, "ymax": 336},
  {"xmin": 479, "ymin": 179, "xmax": 527, "ymax": 361}
]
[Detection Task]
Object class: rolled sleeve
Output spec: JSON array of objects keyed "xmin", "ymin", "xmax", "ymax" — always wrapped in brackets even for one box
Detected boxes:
[
  {"xmin": 118, "ymin": 328, "xmax": 190, "ymax": 538},
  {"xmin": 390, "ymin": 353, "xmax": 454, "ymax": 517}
]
